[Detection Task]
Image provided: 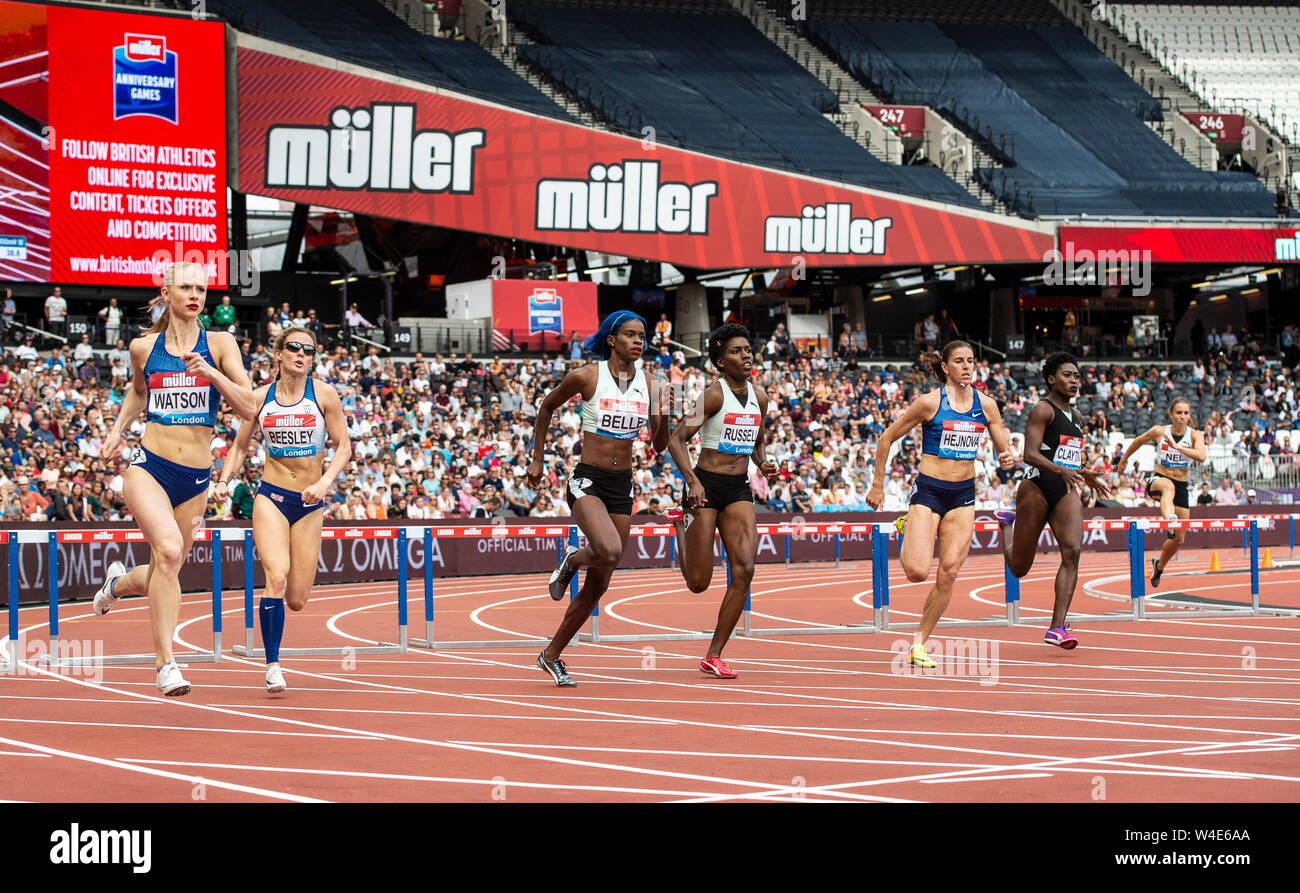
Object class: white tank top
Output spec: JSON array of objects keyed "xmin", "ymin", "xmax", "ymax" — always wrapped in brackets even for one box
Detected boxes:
[
  {"xmin": 699, "ymin": 380, "xmax": 761, "ymax": 455},
  {"xmin": 581, "ymin": 361, "xmax": 650, "ymax": 440},
  {"xmin": 258, "ymin": 378, "xmax": 328, "ymax": 459},
  {"xmin": 1158, "ymin": 425, "xmax": 1192, "ymax": 470}
]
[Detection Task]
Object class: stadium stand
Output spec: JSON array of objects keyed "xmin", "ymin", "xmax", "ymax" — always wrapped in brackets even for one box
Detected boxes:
[
  {"xmin": 205, "ymin": 0, "xmax": 574, "ymax": 121},
  {"xmin": 1110, "ymin": 2, "xmax": 1300, "ymax": 147},
  {"xmin": 802, "ymin": 4, "xmax": 1280, "ymax": 217},
  {"xmin": 508, "ymin": 1, "xmax": 982, "ymax": 205}
]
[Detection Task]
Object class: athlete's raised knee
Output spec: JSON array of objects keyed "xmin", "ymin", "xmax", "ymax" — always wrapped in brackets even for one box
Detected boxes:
[
  {"xmin": 285, "ymin": 590, "xmax": 309, "ymax": 612},
  {"xmin": 588, "ymin": 540, "xmax": 623, "ymax": 568},
  {"xmin": 685, "ymin": 572, "xmax": 712, "ymax": 594}
]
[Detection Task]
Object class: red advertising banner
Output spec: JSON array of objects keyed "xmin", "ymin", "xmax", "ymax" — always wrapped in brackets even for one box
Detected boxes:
[
  {"xmin": 1059, "ymin": 225, "xmax": 1300, "ymax": 264},
  {"xmin": 0, "ymin": 1, "xmax": 228, "ymax": 285},
  {"xmin": 235, "ymin": 46, "xmax": 1052, "ymax": 267},
  {"xmin": 1183, "ymin": 111, "xmax": 1246, "ymax": 143},
  {"xmin": 491, "ymin": 279, "xmax": 597, "ymax": 349},
  {"xmin": 864, "ymin": 105, "xmax": 926, "ymax": 138}
]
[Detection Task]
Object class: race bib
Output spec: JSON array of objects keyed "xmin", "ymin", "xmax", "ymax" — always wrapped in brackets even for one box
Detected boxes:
[
  {"xmin": 148, "ymin": 371, "xmax": 211, "ymax": 425},
  {"xmin": 938, "ymin": 419, "xmax": 985, "ymax": 459},
  {"xmin": 718, "ymin": 412, "xmax": 761, "ymax": 455},
  {"xmin": 1053, "ymin": 435, "xmax": 1083, "ymax": 469},
  {"xmin": 263, "ymin": 410, "xmax": 321, "ymax": 458},
  {"xmin": 1160, "ymin": 435, "xmax": 1190, "ymax": 468},
  {"xmin": 595, "ymin": 397, "xmax": 648, "ymax": 440}
]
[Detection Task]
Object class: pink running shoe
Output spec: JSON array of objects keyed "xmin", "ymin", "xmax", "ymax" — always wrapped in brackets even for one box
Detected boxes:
[
  {"xmin": 700, "ymin": 656, "xmax": 738, "ymax": 679},
  {"xmin": 664, "ymin": 508, "xmax": 684, "ymax": 522},
  {"xmin": 995, "ymin": 509, "xmax": 1016, "ymax": 526},
  {"xmin": 1044, "ymin": 625, "xmax": 1079, "ymax": 649}
]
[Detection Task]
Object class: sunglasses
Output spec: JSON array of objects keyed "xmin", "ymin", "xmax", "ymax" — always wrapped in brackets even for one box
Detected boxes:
[{"xmin": 281, "ymin": 342, "xmax": 317, "ymax": 356}]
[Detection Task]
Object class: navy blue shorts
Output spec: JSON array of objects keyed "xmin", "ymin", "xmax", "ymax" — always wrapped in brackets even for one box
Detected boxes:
[
  {"xmin": 256, "ymin": 481, "xmax": 325, "ymax": 526},
  {"xmin": 908, "ymin": 473, "xmax": 976, "ymax": 518},
  {"xmin": 130, "ymin": 446, "xmax": 211, "ymax": 508}
]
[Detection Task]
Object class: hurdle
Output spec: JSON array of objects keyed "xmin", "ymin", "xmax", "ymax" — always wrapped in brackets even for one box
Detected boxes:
[
  {"xmin": 36, "ymin": 528, "xmax": 225, "ymax": 668},
  {"xmin": 2, "ymin": 532, "xmax": 14, "ymax": 670},
  {"xmin": 233, "ymin": 526, "xmax": 408, "ymax": 658},
  {"xmin": 408, "ymin": 523, "xmax": 573, "ymax": 650}
]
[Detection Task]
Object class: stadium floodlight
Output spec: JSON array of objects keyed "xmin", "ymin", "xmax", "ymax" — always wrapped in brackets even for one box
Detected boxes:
[{"xmin": 904, "ymin": 287, "xmax": 926, "ymax": 296}]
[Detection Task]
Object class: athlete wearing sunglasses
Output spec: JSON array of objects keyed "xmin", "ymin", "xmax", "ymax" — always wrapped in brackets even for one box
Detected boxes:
[{"xmin": 217, "ymin": 327, "xmax": 351, "ymax": 694}]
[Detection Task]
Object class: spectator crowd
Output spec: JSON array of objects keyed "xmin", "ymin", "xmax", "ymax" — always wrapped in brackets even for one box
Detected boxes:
[{"xmin": 3, "ymin": 304, "xmax": 1300, "ymax": 524}]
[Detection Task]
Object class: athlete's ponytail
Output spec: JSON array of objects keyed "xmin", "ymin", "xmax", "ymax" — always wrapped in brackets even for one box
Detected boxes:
[
  {"xmin": 922, "ymin": 340, "xmax": 972, "ymax": 382},
  {"xmin": 143, "ymin": 262, "xmax": 206, "ymax": 335},
  {"xmin": 582, "ymin": 310, "xmax": 647, "ymax": 360}
]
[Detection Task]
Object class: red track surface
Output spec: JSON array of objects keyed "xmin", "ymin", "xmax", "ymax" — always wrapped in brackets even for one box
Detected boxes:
[{"xmin": 2, "ymin": 548, "xmax": 1298, "ymax": 803}]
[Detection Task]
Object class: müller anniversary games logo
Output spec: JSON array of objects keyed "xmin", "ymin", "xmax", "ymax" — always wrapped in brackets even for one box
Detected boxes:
[
  {"xmin": 114, "ymin": 33, "xmax": 179, "ymax": 123},
  {"xmin": 528, "ymin": 288, "xmax": 563, "ymax": 336}
]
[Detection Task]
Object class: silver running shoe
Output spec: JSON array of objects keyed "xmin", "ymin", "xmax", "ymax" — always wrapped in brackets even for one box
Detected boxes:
[{"xmin": 93, "ymin": 561, "xmax": 127, "ymax": 616}]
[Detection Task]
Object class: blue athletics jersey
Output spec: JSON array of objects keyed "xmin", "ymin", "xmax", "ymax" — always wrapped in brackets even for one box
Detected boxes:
[
  {"xmin": 921, "ymin": 386, "xmax": 987, "ymax": 461},
  {"xmin": 145, "ymin": 329, "xmax": 221, "ymax": 428}
]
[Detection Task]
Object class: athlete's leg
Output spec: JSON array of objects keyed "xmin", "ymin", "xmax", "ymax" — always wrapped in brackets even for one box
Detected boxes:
[
  {"xmin": 1045, "ymin": 491, "xmax": 1084, "ymax": 628},
  {"xmin": 915, "ymin": 506, "xmax": 974, "ymax": 646},
  {"xmin": 120, "ymin": 468, "xmax": 204, "ymax": 666},
  {"xmin": 1150, "ymin": 476, "xmax": 1175, "ymax": 519},
  {"xmin": 284, "ymin": 507, "xmax": 326, "ymax": 612},
  {"xmin": 1003, "ymin": 481, "xmax": 1049, "ymax": 578},
  {"xmin": 705, "ymin": 500, "xmax": 757, "ymax": 659},
  {"xmin": 252, "ymin": 495, "xmax": 292, "ymax": 666},
  {"xmin": 676, "ymin": 506, "xmax": 720, "ymax": 593},
  {"xmin": 543, "ymin": 503, "xmax": 631, "ymax": 661},
  {"xmin": 899, "ymin": 503, "xmax": 940, "ymax": 583},
  {"xmin": 1155, "ymin": 504, "xmax": 1190, "ymax": 574}
]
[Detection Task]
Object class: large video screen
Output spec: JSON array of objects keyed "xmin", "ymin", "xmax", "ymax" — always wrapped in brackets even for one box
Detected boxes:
[{"xmin": 0, "ymin": 1, "xmax": 227, "ymax": 286}]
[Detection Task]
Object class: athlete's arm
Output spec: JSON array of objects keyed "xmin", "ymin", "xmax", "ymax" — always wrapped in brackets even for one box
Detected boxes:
[
  {"xmin": 752, "ymin": 385, "xmax": 779, "ymax": 483},
  {"xmin": 214, "ymin": 384, "xmax": 267, "ymax": 503},
  {"xmin": 1166, "ymin": 427, "xmax": 1208, "ymax": 463},
  {"xmin": 1022, "ymin": 401, "xmax": 1083, "ymax": 488},
  {"xmin": 301, "ymin": 381, "xmax": 352, "ymax": 505},
  {"xmin": 979, "ymin": 392, "xmax": 1016, "ymax": 470},
  {"xmin": 1116, "ymin": 425, "xmax": 1161, "ymax": 475},
  {"xmin": 100, "ymin": 337, "xmax": 151, "ymax": 458},
  {"xmin": 192, "ymin": 331, "xmax": 257, "ymax": 421},
  {"xmin": 646, "ymin": 366, "xmax": 671, "ymax": 454},
  {"xmin": 526, "ymin": 365, "xmax": 594, "ymax": 488},
  {"xmin": 865, "ymin": 391, "xmax": 938, "ymax": 509},
  {"xmin": 667, "ymin": 382, "xmax": 723, "ymax": 508}
]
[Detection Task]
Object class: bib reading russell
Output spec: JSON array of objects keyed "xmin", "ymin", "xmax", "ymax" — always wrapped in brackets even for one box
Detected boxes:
[
  {"xmin": 145, "ymin": 328, "xmax": 221, "ymax": 427},
  {"xmin": 700, "ymin": 381, "xmax": 761, "ymax": 456}
]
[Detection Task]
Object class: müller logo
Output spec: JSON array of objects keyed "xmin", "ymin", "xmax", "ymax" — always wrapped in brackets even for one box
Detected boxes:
[
  {"xmin": 764, "ymin": 203, "xmax": 892, "ymax": 256},
  {"xmin": 536, "ymin": 160, "xmax": 718, "ymax": 234},
  {"xmin": 159, "ymin": 372, "xmax": 197, "ymax": 388},
  {"xmin": 268, "ymin": 414, "xmax": 312, "ymax": 427},
  {"xmin": 114, "ymin": 33, "xmax": 178, "ymax": 124},
  {"xmin": 948, "ymin": 421, "xmax": 981, "ymax": 432}
]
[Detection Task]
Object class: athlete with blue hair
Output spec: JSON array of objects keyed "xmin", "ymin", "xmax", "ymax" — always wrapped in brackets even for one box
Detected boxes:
[{"xmin": 527, "ymin": 310, "xmax": 672, "ymax": 686}]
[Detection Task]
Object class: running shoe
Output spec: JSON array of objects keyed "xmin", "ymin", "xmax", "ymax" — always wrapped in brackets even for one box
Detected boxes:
[
  {"xmin": 1150, "ymin": 556, "xmax": 1164, "ymax": 588},
  {"xmin": 536, "ymin": 650, "xmax": 576, "ymax": 687},
  {"xmin": 894, "ymin": 515, "xmax": 907, "ymax": 536},
  {"xmin": 907, "ymin": 642, "xmax": 936, "ymax": 668},
  {"xmin": 265, "ymin": 663, "xmax": 287, "ymax": 695},
  {"xmin": 1165, "ymin": 515, "xmax": 1177, "ymax": 541},
  {"xmin": 700, "ymin": 656, "xmax": 737, "ymax": 679},
  {"xmin": 664, "ymin": 507, "xmax": 684, "ymax": 522},
  {"xmin": 92, "ymin": 561, "xmax": 127, "ymax": 616},
  {"xmin": 1044, "ymin": 625, "xmax": 1079, "ymax": 649},
  {"xmin": 156, "ymin": 661, "xmax": 191, "ymax": 697},
  {"xmin": 548, "ymin": 545, "xmax": 579, "ymax": 601},
  {"xmin": 995, "ymin": 509, "xmax": 1016, "ymax": 527}
]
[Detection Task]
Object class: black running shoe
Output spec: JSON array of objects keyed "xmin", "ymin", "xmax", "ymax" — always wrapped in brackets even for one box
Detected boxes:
[
  {"xmin": 537, "ymin": 650, "xmax": 576, "ymax": 687},
  {"xmin": 1150, "ymin": 557, "xmax": 1163, "ymax": 588},
  {"xmin": 548, "ymin": 545, "xmax": 579, "ymax": 601}
]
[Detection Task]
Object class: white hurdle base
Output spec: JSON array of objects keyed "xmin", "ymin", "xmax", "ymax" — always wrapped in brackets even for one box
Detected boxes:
[
  {"xmin": 233, "ymin": 625, "xmax": 407, "ymax": 658},
  {"xmin": 39, "ymin": 632, "xmax": 224, "ymax": 668}
]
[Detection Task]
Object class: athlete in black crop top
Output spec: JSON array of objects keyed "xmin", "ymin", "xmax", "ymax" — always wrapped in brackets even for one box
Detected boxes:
[{"xmin": 996, "ymin": 353, "xmax": 1109, "ymax": 650}]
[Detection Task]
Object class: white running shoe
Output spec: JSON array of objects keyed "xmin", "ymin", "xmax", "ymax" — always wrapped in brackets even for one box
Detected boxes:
[
  {"xmin": 156, "ymin": 661, "xmax": 191, "ymax": 697},
  {"xmin": 265, "ymin": 663, "xmax": 287, "ymax": 694},
  {"xmin": 93, "ymin": 561, "xmax": 127, "ymax": 616}
]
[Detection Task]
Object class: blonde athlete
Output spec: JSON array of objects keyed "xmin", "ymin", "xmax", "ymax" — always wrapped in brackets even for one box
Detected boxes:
[{"xmin": 94, "ymin": 263, "xmax": 256, "ymax": 696}]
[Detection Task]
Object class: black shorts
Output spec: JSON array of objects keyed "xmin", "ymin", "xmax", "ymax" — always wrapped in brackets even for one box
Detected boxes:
[
  {"xmin": 1025, "ymin": 468, "xmax": 1073, "ymax": 514},
  {"xmin": 566, "ymin": 462, "xmax": 634, "ymax": 515},
  {"xmin": 1146, "ymin": 474, "xmax": 1189, "ymax": 510},
  {"xmin": 908, "ymin": 473, "xmax": 975, "ymax": 517},
  {"xmin": 692, "ymin": 467, "xmax": 753, "ymax": 512}
]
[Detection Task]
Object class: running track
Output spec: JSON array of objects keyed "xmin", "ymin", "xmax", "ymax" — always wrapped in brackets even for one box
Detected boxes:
[{"xmin": 1, "ymin": 548, "xmax": 1297, "ymax": 803}]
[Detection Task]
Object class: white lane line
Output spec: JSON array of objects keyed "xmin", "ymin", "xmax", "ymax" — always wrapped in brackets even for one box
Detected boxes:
[
  {"xmin": 0, "ymin": 734, "xmax": 328, "ymax": 803},
  {"xmin": 0, "ymin": 716, "xmax": 383, "ymax": 740},
  {"xmin": 919, "ymin": 773, "xmax": 1053, "ymax": 784}
]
